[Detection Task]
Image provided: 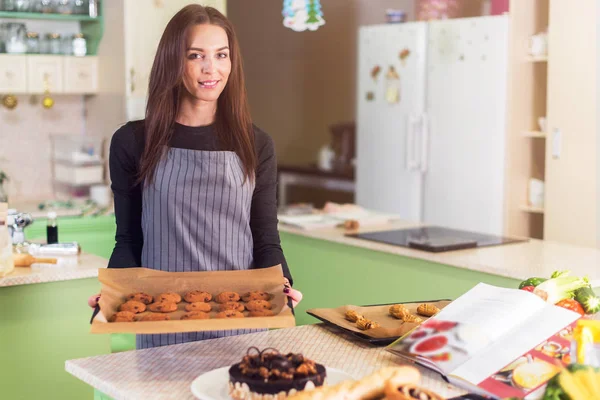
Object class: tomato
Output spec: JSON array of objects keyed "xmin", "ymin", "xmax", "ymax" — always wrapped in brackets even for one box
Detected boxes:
[
  {"xmin": 521, "ymin": 286, "xmax": 535, "ymax": 292},
  {"xmin": 423, "ymin": 320, "xmax": 457, "ymax": 332},
  {"xmin": 556, "ymin": 299, "xmax": 585, "ymax": 316},
  {"xmin": 414, "ymin": 335, "xmax": 448, "ymax": 353}
]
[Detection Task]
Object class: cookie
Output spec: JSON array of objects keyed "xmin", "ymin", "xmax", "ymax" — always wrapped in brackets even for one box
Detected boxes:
[
  {"xmin": 147, "ymin": 300, "xmax": 178, "ymax": 313},
  {"xmin": 181, "ymin": 311, "xmax": 210, "ymax": 320},
  {"xmin": 119, "ymin": 300, "xmax": 146, "ymax": 314},
  {"xmin": 215, "ymin": 310, "xmax": 245, "ymax": 319},
  {"xmin": 217, "ymin": 302, "xmax": 245, "ymax": 312},
  {"xmin": 246, "ymin": 300, "xmax": 272, "ymax": 311},
  {"xmin": 183, "ymin": 290, "xmax": 212, "ymax": 303},
  {"xmin": 185, "ymin": 302, "xmax": 212, "ymax": 312},
  {"xmin": 357, "ymin": 318, "xmax": 380, "ymax": 330},
  {"xmin": 139, "ymin": 313, "xmax": 170, "ymax": 322},
  {"xmin": 242, "ymin": 291, "xmax": 271, "ymax": 302},
  {"xmin": 126, "ymin": 292, "xmax": 153, "ymax": 305},
  {"xmin": 345, "ymin": 310, "xmax": 363, "ymax": 322},
  {"xmin": 416, "ymin": 303, "xmax": 440, "ymax": 317},
  {"xmin": 215, "ymin": 291, "xmax": 240, "ymax": 303},
  {"xmin": 156, "ymin": 292, "xmax": 182, "ymax": 303},
  {"xmin": 248, "ymin": 310, "xmax": 275, "ymax": 317},
  {"xmin": 110, "ymin": 311, "xmax": 136, "ymax": 322}
]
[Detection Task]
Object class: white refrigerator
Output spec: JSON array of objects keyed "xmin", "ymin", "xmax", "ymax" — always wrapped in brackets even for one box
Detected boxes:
[{"xmin": 356, "ymin": 15, "xmax": 509, "ymax": 236}]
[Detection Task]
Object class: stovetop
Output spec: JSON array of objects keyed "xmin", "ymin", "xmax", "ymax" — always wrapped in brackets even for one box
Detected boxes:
[{"xmin": 347, "ymin": 226, "xmax": 527, "ymax": 253}]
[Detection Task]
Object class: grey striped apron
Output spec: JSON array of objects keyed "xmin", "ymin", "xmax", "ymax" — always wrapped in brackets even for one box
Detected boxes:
[{"xmin": 137, "ymin": 148, "xmax": 259, "ymax": 349}]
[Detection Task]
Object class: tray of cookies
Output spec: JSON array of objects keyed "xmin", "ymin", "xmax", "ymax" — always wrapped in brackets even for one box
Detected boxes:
[
  {"xmin": 90, "ymin": 265, "xmax": 296, "ymax": 334},
  {"xmin": 307, "ymin": 300, "xmax": 451, "ymax": 346}
]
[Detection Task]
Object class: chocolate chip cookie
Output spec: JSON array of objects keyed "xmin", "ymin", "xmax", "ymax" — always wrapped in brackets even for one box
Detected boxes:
[
  {"xmin": 215, "ymin": 291, "xmax": 240, "ymax": 304},
  {"xmin": 185, "ymin": 302, "xmax": 212, "ymax": 312},
  {"xmin": 183, "ymin": 290, "xmax": 212, "ymax": 303},
  {"xmin": 241, "ymin": 291, "xmax": 271, "ymax": 302},
  {"xmin": 156, "ymin": 292, "xmax": 182, "ymax": 303},
  {"xmin": 147, "ymin": 300, "xmax": 178, "ymax": 313},
  {"xmin": 246, "ymin": 300, "xmax": 272, "ymax": 311},
  {"xmin": 126, "ymin": 292, "xmax": 153, "ymax": 305},
  {"xmin": 110, "ymin": 311, "xmax": 136, "ymax": 322},
  {"xmin": 215, "ymin": 310, "xmax": 245, "ymax": 319},
  {"xmin": 217, "ymin": 302, "xmax": 245, "ymax": 312},
  {"xmin": 181, "ymin": 311, "xmax": 210, "ymax": 320},
  {"xmin": 139, "ymin": 313, "xmax": 170, "ymax": 321},
  {"xmin": 119, "ymin": 300, "xmax": 147, "ymax": 314},
  {"xmin": 248, "ymin": 310, "xmax": 275, "ymax": 317}
]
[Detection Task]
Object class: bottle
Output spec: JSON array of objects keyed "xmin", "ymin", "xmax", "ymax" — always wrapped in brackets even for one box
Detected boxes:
[
  {"xmin": 46, "ymin": 212, "xmax": 59, "ymax": 244},
  {"xmin": 88, "ymin": 0, "xmax": 97, "ymax": 18}
]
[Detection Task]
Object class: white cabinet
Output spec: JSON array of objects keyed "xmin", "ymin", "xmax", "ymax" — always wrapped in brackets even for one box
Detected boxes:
[
  {"xmin": 0, "ymin": 55, "xmax": 27, "ymax": 93},
  {"xmin": 64, "ymin": 56, "xmax": 98, "ymax": 94},
  {"xmin": 27, "ymin": 56, "xmax": 64, "ymax": 94}
]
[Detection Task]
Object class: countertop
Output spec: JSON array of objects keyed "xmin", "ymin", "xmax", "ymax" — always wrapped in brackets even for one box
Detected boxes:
[
  {"xmin": 278, "ymin": 220, "xmax": 600, "ymax": 282},
  {"xmin": 66, "ymin": 324, "xmax": 465, "ymax": 400},
  {"xmin": 0, "ymin": 252, "xmax": 107, "ymax": 288}
]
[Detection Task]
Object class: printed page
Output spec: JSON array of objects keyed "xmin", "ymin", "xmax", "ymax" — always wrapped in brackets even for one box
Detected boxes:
[
  {"xmin": 451, "ymin": 305, "xmax": 579, "ymax": 398},
  {"xmin": 387, "ymin": 283, "xmax": 547, "ymax": 375}
]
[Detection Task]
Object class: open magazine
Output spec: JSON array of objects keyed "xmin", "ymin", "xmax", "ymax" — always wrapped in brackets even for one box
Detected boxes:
[{"xmin": 386, "ymin": 283, "xmax": 582, "ymax": 399}]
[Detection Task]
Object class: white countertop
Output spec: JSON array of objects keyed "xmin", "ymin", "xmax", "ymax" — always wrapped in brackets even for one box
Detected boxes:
[
  {"xmin": 278, "ymin": 221, "xmax": 600, "ymax": 282},
  {"xmin": 0, "ymin": 252, "xmax": 107, "ymax": 287},
  {"xmin": 66, "ymin": 324, "xmax": 465, "ymax": 400}
]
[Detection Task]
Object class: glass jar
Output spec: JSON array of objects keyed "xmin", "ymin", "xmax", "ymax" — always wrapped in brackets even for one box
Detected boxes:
[
  {"xmin": 71, "ymin": 33, "xmax": 86, "ymax": 56},
  {"xmin": 73, "ymin": 0, "xmax": 86, "ymax": 14},
  {"xmin": 37, "ymin": 0, "xmax": 54, "ymax": 13},
  {"xmin": 26, "ymin": 31, "xmax": 40, "ymax": 53},
  {"xmin": 46, "ymin": 33, "xmax": 61, "ymax": 54},
  {"xmin": 55, "ymin": 0, "xmax": 73, "ymax": 14}
]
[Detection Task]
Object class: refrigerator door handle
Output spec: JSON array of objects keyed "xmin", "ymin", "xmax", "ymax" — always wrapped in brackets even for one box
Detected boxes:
[
  {"xmin": 420, "ymin": 113, "xmax": 429, "ymax": 172},
  {"xmin": 406, "ymin": 115, "xmax": 417, "ymax": 170}
]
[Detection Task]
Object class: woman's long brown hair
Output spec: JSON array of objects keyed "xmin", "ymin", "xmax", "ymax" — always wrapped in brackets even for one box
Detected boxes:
[{"xmin": 138, "ymin": 5, "xmax": 256, "ymax": 185}]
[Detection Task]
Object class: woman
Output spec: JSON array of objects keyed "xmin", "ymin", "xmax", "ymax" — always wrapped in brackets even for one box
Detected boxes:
[{"xmin": 89, "ymin": 4, "xmax": 302, "ymax": 349}]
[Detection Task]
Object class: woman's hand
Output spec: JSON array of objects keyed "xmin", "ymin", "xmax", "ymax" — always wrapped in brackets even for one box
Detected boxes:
[
  {"xmin": 88, "ymin": 293, "xmax": 107, "ymax": 322},
  {"xmin": 284, "ymin": 278, "xmax": 303, "ymax": 308}
]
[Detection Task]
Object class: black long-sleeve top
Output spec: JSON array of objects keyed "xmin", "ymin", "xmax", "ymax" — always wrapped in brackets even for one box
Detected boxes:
[{"xmin": 106, "ymin": 120, "xmax": 293, "ymax": 285}]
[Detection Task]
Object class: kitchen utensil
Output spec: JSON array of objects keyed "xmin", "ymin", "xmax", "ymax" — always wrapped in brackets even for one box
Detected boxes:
[{"xmin": 13, "ymin": 253, "xmax": 57, "ymax": 267}]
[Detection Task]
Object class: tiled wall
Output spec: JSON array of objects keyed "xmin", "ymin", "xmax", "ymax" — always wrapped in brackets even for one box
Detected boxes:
[{"xmin": 0, "ymin": 95, "xmax": 85, "ymax": 202}]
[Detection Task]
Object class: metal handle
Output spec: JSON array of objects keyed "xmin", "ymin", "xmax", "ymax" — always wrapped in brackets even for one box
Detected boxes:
[
  {"xmin": 420, "ymin": 114, "xmax": 429, "ymax": 172},
  {"xmin": 406, "ymin": 115, "xmax": 417, "ymax": 170},
  {"xmin": 130, "ymin": 68, "xmax": 135, "ymax": 93}
]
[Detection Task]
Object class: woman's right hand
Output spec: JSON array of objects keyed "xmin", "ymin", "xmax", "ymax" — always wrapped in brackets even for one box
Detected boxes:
[{"xmin": 88, "ymin": 293, "xmax": 107, "ymax": 322}]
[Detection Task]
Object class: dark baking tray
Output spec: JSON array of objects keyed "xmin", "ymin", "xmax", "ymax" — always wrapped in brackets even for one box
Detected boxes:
[{"xmin": 307, "ymin": 299, "xmax": 452, "ymax": 346}]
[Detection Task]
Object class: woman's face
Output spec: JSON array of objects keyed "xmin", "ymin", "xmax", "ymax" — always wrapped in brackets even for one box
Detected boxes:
[{"xmin": 182, "ymin": 24, "xmax": 231, "ymax": 104}]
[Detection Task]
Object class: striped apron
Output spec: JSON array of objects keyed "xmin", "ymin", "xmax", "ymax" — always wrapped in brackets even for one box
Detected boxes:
[{"xmin": 137, "ymin": 148, "xmax": 258, "ymax": 349}]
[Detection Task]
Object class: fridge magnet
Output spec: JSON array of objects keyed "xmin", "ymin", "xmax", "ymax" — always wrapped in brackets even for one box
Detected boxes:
[
  {"xmin": 366, "ymin": 91, "xmax": 375, "ymax": 101},
  {"xmin": 283, "ymin": 0, "xmax": 325, "ymax": 32},
  {"xmin": 370, "ymin": 65, "xmax": 381, "ymax": 81},
  {"xmin": 399, "ymin": 48, "xmax": 411, "ymax": 66},
  {"xmin": 384, "ymin": 66, "xmax": 400, "ymax": 104}
]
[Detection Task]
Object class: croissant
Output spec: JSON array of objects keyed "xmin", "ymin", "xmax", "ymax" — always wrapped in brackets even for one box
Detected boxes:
[
  {"xmin": 389, "ymin": 304, "xmax": 410, "ymax": 320},
  {"xmin": 402, "ymin": 314, "xmax": 423, "ymax": 324},
  {"xmin": 417, "ymin": 303, "xmax": 440, "ymax": 317},
  {"xmin": 384, "ymin": 382, "xmax": 445, "ymax": 400},
  {"xmin": 356, "ymin": 318, "xmax": 380, "ymax": 330},
  {"xmin": 345, "ymin": 309, "xmax": 362, "ymax": 322}
]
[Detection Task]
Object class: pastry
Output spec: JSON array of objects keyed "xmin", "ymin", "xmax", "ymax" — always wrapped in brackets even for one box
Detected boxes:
[
  {"xmin": 156, "ymin": 292, "xmax": 182, "ymax": 303},
  {"xmin": 345, "ymin": 309, "xmax": 363, "ymax": 322},
  {"xmin": 119, "ymin": 300, "xmax": 146, "ymax": 314},
  {"xmin": 217, "ymin": 302, "xmax": 245, "ymax": 312},
  {"xmin": 242, "ymin": 291, "xmax": 271, "ymax": 302},
  {"xmin": 216, "ymin": 291, "xmax": 241, "ymax": 303},
  {"xmin": 126, "ymin": 292, "xmax": 153, "ymax": 305},
  {"xmin": 216, "ymin": 310, "xmax": 245, "ymax": 319},
  {"xmin": 248, "ymin": 310, "xmax": 275, "ymax": 317},
  {"xmin": 246, "ymin": 300, "xmax": 272, "ymax": 311},
  {"xmin": 389, "ymin": 304, "xmax": 409, "ymax": 320},
  {"xmin": 185, "ymin": 302, "xmax": 212, "ymax": 312},
  {"xmin": 384, "ymin": 382, "xmax": 444, "ymax": 400},
  {"xmin": 416, "ymin": 303, "xmax": 440, "ymax": 317},
  {"xmin": 228, "ymin": 347, "xmax": 326, "ymax": 400},
  {"xmin": 356, "ymin": 318, "xmax": 380, "ymax": 330},
  {"xmin": 110, "ymin": 311, "xmax": 135, "ymax": 322},
  {"xmin": 181, "ymin": 311, "xmax": 210, "ymax": 320},
  {"xmin": 139, "ymin": 313, "xmax": 170, "ymax": 321},
  {"xmin": 403, "ymin": 314, "xmax": 423, "ymax": 324},
  {"xmin": 183, "ymin": 290, "xmax": 212, "ymax": 303},
  {"xmin": 148, "ymin": 300, "xmax": 178, "ymax": 313}
]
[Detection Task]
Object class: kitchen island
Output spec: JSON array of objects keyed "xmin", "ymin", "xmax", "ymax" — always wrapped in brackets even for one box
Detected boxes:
[{"xmin": 66, "ymin": 324, "xmax": 467, "ymax": 400}]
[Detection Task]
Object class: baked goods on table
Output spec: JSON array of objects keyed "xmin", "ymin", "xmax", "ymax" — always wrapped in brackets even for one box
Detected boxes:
[
  {"xmin": 228, "ymin": 347, "xmax": 327, "ymax": 400},
  {"xmin": 287, "ymin": 365, "xmax": 445, "ymax": 400},
  {"xmin": 108, "ymin": 289, "xmax": 280, "ymax": 322},
  {"xmin": 416, "ymin": 303, "xmax": 440, "ymax": 317}
]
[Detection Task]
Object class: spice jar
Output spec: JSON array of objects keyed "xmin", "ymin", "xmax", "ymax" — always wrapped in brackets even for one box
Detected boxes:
[
  {"xmin": 46, "ymin": 33, "xmax": 62, "ymax": 55},
  {"xmin": 72, "ymin": 33, "xmax": 86, "ymax": 56},
  {"xmin": 26, "ymin": 31, "xmax": 40, "ymax": 54},
  {"xmin": 55, "ymin": 0, "xmax": 74, "ymax": 14}
]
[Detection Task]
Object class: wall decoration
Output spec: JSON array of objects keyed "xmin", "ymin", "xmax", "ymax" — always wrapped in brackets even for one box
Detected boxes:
[
  {"xmin": 371, "ymin": 65, "xmax": 381, "ymax": 81},
  {"xmin": 283, "ymin": 0, "xmax": 326, "ymax": 32},
  {"xmin": 385, "ymin": 66, "xmax": 400, "ymax": 104},
  {"xmin": 399, "ymin": 48, "xmax": 411, "ymax": 65},
  {"xmin": 366, "ymin": 92, "xmax": 375, "ymax": 101}
]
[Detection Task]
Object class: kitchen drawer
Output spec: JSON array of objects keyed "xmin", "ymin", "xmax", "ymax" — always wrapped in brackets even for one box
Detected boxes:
[
  {"xmin": 27, "ymin": 55, "xmax": 64, "ymax": 94},
  {"xmin": 64, "ymin": 56, "xmax": 98, "ymax": 94},
  {"xmin": 0, "ymin": 55, "xmax": 27, "ymax": 93}
]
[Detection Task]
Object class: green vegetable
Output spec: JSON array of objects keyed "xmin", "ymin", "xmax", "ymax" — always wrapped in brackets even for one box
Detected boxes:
[
  {"xmin": 574, "ymin": 286, "xmax": 600, "ymax": 314},
  {"xmin": 519, "ymin": 277, "xmax": 547, "ymax": 289},
  {"xmin": 533, "ymin": 270, "xmax": 590, "ymax": 304}
]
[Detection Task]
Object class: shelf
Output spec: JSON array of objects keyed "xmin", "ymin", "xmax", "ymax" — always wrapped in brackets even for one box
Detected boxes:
[
  {"xmin": 520, "ymin": 205, "xmax": 545, "ymax": 214},
  {"xmin": 0, "ymin": 11, "xmax": 101, "ymax": 22},
  {"xmin": 522, "ymin": 131, "xmax": 547, "ymax": 138},
  {"xmin": 525, "ymin": 55, "xmax": 548, "ymax": 62}
]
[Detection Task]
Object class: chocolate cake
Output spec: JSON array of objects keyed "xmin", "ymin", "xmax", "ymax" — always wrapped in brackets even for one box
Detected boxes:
[{"xmin": 228, "ymin": 347, "xmax": 327, "ymax": 399}]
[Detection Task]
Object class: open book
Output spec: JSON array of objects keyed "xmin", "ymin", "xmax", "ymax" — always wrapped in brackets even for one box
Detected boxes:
[{"xmin": 386, "ymin": 283, "xmax": 581, "ymax": 399}]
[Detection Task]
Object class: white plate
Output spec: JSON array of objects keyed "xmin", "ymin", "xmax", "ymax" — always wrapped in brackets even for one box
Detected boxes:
[{"xmin": 190, "ymin": 366, "xmax": 355, "ymax": 400}]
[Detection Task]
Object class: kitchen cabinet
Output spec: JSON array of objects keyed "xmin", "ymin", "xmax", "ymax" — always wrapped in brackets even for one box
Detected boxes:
[
  {"xmin": 27, "ymin": 55, "xmax": 64, "ymax": 93},
  {"xmin": 64, "ymin": 56, "xmax": 98, "ymax": 93},
  {"xmin": 0, "ymin": 55, "xmax": 27, "ymax": 93}
]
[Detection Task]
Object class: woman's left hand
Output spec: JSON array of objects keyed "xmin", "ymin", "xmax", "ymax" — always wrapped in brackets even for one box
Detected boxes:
[{"xmin": 284, "ymin": 277, "xmax": 303, "ymax": 308}]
